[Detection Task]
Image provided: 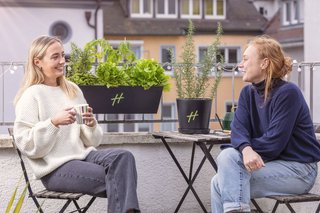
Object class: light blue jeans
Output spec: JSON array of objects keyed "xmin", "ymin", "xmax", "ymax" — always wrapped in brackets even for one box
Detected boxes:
[{"xmin": 211, "ymin": 148, "xmax": 318, "ymax": 213}]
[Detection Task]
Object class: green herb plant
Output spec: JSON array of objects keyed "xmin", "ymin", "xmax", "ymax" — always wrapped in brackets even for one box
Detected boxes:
[
  {"xmin": 172, "ymin": 20, "xmax": 224, "ymax": 99},
  {"xmin": 67, "ymin": 39, "xmax": 170, "ymax": 91}
]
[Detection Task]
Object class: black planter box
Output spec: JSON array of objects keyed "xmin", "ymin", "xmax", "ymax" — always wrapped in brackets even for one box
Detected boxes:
[
  {"xmin": 176, "ymin": 98, "xmax": 212, "ymax": 134},
  {"xmin": 79, "ymin": 86, "xmax": 163, "ymax": 114}
]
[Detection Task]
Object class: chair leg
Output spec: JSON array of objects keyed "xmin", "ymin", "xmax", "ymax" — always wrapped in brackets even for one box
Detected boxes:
[
  {"xmin": 271, "ymin": 201, "xmax": 280, "ymax": 213},
  {"xmin": 59, "ymin": 200, "xmax": 72, "ymax": 213},
  {"xmin": 30, "ymin": 195, "xmax": 45, "ymax": 213},
  {"xmin": 316, "ymin": 203, "xmax": 320, "ymax": 213},
  {"xmin": 72, "ymin": 200, "xmax": 82, "ymax": 213},
  {"xmin": 81, "ymin": 197, "xmax": 97, "ymax": 213},
  {"xmin": 251, "ymin": 199, "xmax": 264, "ymax": 213},
  {"xmin": 284, "ymin": 202, "xmax": 296, "ymax": 213}
]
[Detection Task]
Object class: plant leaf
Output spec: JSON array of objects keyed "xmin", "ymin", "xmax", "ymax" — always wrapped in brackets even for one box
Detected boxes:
[
  {"xmin": 5, "ymin": 186, "xmax": 17, "ymax": 213},
  {"xmin": 13, "ymin": 183, "xmax": 28, "ymax": 213}
]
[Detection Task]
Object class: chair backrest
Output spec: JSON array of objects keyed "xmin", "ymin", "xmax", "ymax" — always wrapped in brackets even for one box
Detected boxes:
[{"xmin": 8, "ymin": 128, "xmax": 36, "ymax": 196}]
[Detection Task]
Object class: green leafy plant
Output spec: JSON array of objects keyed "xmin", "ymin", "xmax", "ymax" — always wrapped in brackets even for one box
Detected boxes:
[
  {"xmin": 66, "ymin": 42, "xmax": 97, "ymax": 85},
  {"xmin": 67, "ymin": 39, "xmax": 170, "ymax": 91},
  {"xmin": 172, "ymin": 20, "xmax": 224, "ymax": 99},
  {"xmin": 5, "ymin": 174, "xmax": 28, "ymax": 213},
  {"xmin": 128, "ymin": 59, "xmax": 170, "ymax": 91}
]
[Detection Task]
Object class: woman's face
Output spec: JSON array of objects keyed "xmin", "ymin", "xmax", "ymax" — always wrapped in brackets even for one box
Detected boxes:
[
  {"xmin": 238, "ymin": 44, "xmax": 266, "ymax": 84},
  {"xmin": 34, "ymin": 41, "xmax": 65, "ymax": 86}
]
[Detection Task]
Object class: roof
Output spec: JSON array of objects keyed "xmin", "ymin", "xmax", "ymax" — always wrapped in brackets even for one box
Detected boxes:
[
  {"xmin": 103, "ymin": 0, "xmax": 267, "ymax": 36},
  {"xmin": 264, "ymin": 10, "xmax": 303, "ymax": 44},
  {"xmin": 0, "ymin": 0, "xmax": 113, "ymax": 8}
]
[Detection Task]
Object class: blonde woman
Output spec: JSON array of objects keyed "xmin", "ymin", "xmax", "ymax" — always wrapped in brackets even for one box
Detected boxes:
[
  {"xmin": 14, "ymin": 35, "xmax": 140, "ymax": 213},
  {"xmin": 211, "ymin": 36, "xmax": 320, "ymax": 213}
]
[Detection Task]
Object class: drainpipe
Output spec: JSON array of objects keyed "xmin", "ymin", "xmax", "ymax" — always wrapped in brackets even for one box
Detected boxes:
[{"xmin": 85, "ymin": 0, "xmax": 101, "ymax": 40}]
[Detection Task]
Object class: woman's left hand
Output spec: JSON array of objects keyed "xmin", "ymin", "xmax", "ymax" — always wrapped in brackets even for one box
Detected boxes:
[
  {"xmin": 82, "ymin": 107, "xmax": 96, "ymax": 127},
  {"xmin": 242, "ymin": 146, "xmax": 265, "ymax": 172}
]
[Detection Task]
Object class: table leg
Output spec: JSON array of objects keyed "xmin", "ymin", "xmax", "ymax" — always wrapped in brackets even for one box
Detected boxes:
[
  {"xmin": 197, "ymin": 142, "xmax": 218, "ymax": 171},
  {"xmin": 160, "ymin": 137, "xmax": 209, "ymax": 213}
]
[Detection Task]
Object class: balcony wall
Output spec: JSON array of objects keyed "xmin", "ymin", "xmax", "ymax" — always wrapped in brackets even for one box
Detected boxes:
[{"xmin": 1, "ymin": 133, "xmax": 320, "ymax": 213}]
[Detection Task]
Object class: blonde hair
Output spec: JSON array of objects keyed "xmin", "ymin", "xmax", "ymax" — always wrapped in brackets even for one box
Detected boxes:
[
  {"xmin": 249, "ymin": 35, "xmax": 292, "ymax": 101},
  {"xmin": 14, "ymin": 35, "xmax": 78, "ymax": 105}
]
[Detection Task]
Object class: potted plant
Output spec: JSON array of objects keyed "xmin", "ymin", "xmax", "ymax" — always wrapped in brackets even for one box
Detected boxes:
[
  {"xmin": 172, "ymin": 20, "xmax": 224, "ymax": 134},
  {"xmin": 66, "ymin": 39, "xmax": 170, "ymax": 114}
]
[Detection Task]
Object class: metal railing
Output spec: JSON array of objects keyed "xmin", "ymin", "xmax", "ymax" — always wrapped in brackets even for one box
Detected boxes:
[
  {"xmin": 0, "ymin": 62, "xmax": 238, "ymax": 126},
  {"xmin": 1, "ymin": 61, "xmax": 320, "ymax": 128}
]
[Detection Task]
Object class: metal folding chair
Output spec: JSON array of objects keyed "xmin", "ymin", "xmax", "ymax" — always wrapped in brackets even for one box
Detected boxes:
[
  {"xmin": 251, "ymin": 194, "xmax": 320, "ymax": 213},
  {"xmin": 8, "ymin": 128, "xmax": 99, "ymax": 213}
]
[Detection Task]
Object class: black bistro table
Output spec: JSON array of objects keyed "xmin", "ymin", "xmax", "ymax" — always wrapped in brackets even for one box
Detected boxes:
[{"xmin": 152, "ymin": 131, "xmax": 230, "ymax": 213}]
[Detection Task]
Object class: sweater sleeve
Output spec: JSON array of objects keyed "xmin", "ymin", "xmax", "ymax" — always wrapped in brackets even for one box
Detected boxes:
[
  {"xmin": 80, "ymin": 122, "xmax": 103, "ymax": 147},
  {"xmin": 231, "ymin": 86, "xmax": 252, "ymax": 150},
  {"xmin": 14, "ymin": 91, "xmax": 60, "ymax": 159},
  {"xmin": 250, "ymin": 88, "xmax": 301, "ymax": 161}
]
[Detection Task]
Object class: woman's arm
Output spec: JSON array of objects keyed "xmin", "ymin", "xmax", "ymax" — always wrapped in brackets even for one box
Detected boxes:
[
  {"xmin": 14, "ymin": 93, "xmax": 60, "ymax": 159},
  {"xmin": 250, "ymin": 88, "xmax": 301, "ymax": 160}
]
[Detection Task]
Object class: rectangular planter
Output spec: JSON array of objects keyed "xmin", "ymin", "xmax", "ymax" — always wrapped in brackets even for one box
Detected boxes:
[{"xmin": 79, "ymin": 86, "xmax": 163, "ymax": 114}]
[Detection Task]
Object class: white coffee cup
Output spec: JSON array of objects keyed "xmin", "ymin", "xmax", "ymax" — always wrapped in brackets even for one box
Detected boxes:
[{"xmin": 74, "ymin": 104, "xmax": 89, "ymax": 124}]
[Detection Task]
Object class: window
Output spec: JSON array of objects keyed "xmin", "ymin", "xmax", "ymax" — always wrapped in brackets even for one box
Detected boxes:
[
  {"xmin": 259, "ymin": 7, "xmax": 264, "ymax": 15},
  {"xmin": 49, "ymin": 21, "xmax": 72, "ymax": 43},
  {"xmin": 131, "ymin": 0, "xmax": 153, "ymax": 18},
  {"xmin": 161, "ymin": 103, "xmax": 176, "ymax": 131},
  {"xmin": 282, "ymin": 0, "xmax": 303, "ymax": 26},
  {"xmin": 136, "ymin": 114, "xmax": 153, "ymax": 132},
  {"xmin": 156, "ymin": 0, "xmax": 177, "ymax": 18},
  {"xmin": 199, "ymin": 46, "xmax": 241, "ymax": 70},
  {"xmin": 205, "ymin": 0, "xmax": 226, "ymax": 19},
  {"xmin": 109, "ymin": 40, "xmax": 143, "ymax": 60},
  {"xmin": 107, "ymin": 114, "xmax": 119, "ymax": 132},
  {"xmin": 181, "ymin": 0, "xmax": 201, "ymax": 19},
  {"xmin": 160, "ymin": 45, "xmax": 175, "ymax": 71},
  {"xmin": 106, "ymin": 114, "xmax": 153, "ymax": 132},
  {"xmin": 123, "ymin": 114, "xmax": 135, "ymax": 132}
]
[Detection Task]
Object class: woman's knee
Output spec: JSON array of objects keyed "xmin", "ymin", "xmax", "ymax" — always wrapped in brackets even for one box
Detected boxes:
[
  {"xmin": 211, "ymin": 175, "xmax": 218, "ymax": 188},
  {"xmin": 117, "ymin": 150, "xmax": 135, "ymax": 160},
  {"xmin": 217, "ymin": 148, "xmax": 241, "ymax": 166}
]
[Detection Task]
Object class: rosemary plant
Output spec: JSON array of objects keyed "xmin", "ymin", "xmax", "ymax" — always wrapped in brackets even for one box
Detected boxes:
[{"xmin": 172, "ymin": 20, "xmax": 224, "ymax": 99}]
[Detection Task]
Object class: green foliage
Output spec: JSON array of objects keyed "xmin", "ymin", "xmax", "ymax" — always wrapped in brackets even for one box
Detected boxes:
[
  {"xmin": 5, "ymin": 174, "xmax": 28, "ymax": 213},
  {"xmin": 67, "ymin": 43, "xmax": 95, "ymax": 80},
  {"xmin": 128, "ymin": 59, "xmax": 171, "ymax": 91},
  {"xmin": 172, "ymin": 20, "xmax": 224, "ymax": 99},
  {"xmin": 67, "ymin": 39, "xmax": 170, "ymax": 90},
  {"xmin": 68, "ymin": 72, "xmax": 99, "ymax": 86},
  {"xmin": 96, "ymin": 61, "xmax": 129, "ymax": 87}
]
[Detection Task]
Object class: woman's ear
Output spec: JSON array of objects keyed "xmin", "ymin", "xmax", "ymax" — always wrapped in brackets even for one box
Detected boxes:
[
  {"xmin": 260, "ymin": 58, "xmax": 269, "ymax": 70},
  {"xmin": 33, "ymin": 58, "xmax": 41, "ymax": 69}
]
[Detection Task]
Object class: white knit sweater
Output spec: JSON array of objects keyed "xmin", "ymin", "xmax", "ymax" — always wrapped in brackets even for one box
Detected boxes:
[{"xmin": 14, "ymin": 84, "xmax": 103, "ymax": 179}]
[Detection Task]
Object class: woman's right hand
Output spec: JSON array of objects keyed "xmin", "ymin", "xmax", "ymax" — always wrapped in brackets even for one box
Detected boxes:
[
  {"xmin": 242, "ymin": 146, "xmax": 265, "ymax": 172},
  {"xmin": 51, "ymin": 107, "xmax": 76, "ymax": 127}
]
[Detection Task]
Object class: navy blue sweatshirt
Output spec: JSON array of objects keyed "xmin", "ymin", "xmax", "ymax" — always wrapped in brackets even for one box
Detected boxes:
[{"xmin": 231, "ymin": 79, "xmax": 320, "ymax": 163}]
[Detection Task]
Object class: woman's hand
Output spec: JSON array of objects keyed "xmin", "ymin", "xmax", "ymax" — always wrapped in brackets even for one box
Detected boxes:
[
  {"xmin": 242, "ymin": 146, "xmax": 265, "ymax": 172},
  {"xmin": 82, "ymin": 106, "xmax": 96, "ymax": 127},
  {"xmin": 51, "ymin": 107, "xmax": 76, "ymax": 127}
]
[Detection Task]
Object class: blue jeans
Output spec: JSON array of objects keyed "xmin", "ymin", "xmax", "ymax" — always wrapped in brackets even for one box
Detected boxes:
[
  {"xmin": 211, "ymin": 148, "xmax": 318, "ymax": 213},
  {"xmin": 41, "ymin": 149, "xmax": 140, "ymax": 213}
]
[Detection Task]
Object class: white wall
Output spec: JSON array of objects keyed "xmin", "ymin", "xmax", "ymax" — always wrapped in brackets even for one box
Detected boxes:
[
  {"xmin": 0, "ymin": 6, "xmax": 103, "ymax": 61},
  {"xmin": 0, "ymin": 6, "xmax": 103, "ymax": 133},
  {"xmin": 304, "ymin": 0, "xmax": 320, "ymax": 123}
]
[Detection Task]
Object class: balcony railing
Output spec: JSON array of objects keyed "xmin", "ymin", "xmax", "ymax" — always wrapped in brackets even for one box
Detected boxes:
[{"xmin": 1, "ymin": 61, "xmax": 320, "ymax": 132}]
